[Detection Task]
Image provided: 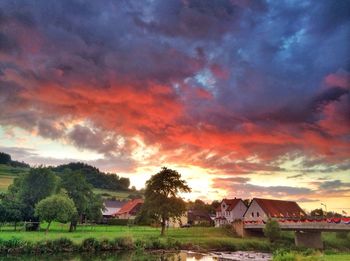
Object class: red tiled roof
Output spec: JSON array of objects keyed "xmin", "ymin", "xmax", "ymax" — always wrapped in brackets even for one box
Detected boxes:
[
  {"xmin": 116, "ymin": 199, "xmax": 144, "ymax": 215},
  {"xmin": 222, "ymin": 198, "xmax": 242, "ymax": 211},
  {"xmin": 253, "ymin": 198, "xmax": 306, "ymax": 218}
]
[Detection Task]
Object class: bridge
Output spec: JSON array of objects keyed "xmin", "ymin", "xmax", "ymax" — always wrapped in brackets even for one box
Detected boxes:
[{"xmin": 232, "ymin": 218, "xmax": 350, "ymax": 249}]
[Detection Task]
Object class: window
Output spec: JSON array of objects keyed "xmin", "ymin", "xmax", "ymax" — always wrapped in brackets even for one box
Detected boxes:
[
  {"xmin": 252, "ymin": 212, "xmax": 254, "ymax": 217},
  {"xmin": 257, "ymin": 212, "xmax": 260, "ymax": 217}
]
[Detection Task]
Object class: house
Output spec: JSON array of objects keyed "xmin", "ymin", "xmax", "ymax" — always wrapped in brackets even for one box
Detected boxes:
[
  {"xmin": 114, "ymin": 198, "xmax": 144, "ymax": 219},
  {"xmin": 102, "ymin": 200, "xmax": 126, "ymax": 219},
  {"xmin": 215, "ymin": 198, "xmax": 247, "ymax": 227},
  {"xmin": 244, "ymin": 198, "xmax": 306, "ymax": 221},
  {"xmin": 188, "ymin": 209, "xmax": 213, "ymax": 226},
  {"xmin": 167, "ymin": 214, "xmax": 188, "ymax": 228}
]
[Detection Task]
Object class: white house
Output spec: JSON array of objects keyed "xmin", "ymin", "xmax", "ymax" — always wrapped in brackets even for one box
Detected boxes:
[
  {"xmin": 244, "ymin": 198, "xmax": 306, "ymax": 222},
  {"xmin": 215, "ymin": 198, "xmax": 247, "ymax": 227}
]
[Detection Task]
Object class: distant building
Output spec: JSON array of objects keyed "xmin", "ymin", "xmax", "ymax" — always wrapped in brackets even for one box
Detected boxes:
[
  {"xmin": 114, "ymin": 198, "xmax": 144, "ymax": 219},
  {"xmin": 102, "ymin": 200, "xmax": 125, "ymax": 219},
  {"xmin": 244, "ymin": 198, "xmax": 306, "ymax": 221},
  {"xmin": 188, "ymin": 209, "xmax": 213, "ymax": 226},
  {"xmin": 167, "ymin": 214, "xmax": 188, "ymax": 228},
  {"xmin": 215, "ymin": 198, "xmax": 247, "ymax": 227}
]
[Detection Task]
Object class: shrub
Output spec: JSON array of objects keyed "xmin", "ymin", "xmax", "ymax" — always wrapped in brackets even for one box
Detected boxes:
[
  {"xmin": 335, "ymin": 231, "xmax": 348, "ymax": 239},
  {"xmin": 107, "ymin": 218, "xmax": 129, "ymax": 226},
  {"xmin": 99, "ymin": 239, "xmax": 112, "ymax": 251},
  {"xmin": 264, "ymin": 219, "xmax": 281, "ymax": 242},
  {"xmin": 53, "ymin": 238, "xmax": 75, "ymax": 252},
  {"xmin": 81, "ymin": 238, "xmax": 100, "ymax": 252},
  {"xmin": 116, "ymin": 236, "xmax": 135, "ymax": 250}
]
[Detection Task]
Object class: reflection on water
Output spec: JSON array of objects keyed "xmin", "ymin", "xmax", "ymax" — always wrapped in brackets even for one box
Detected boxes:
[{"xmin": 0, "ymin": 250, "xmax": 272, "ymax": 261}]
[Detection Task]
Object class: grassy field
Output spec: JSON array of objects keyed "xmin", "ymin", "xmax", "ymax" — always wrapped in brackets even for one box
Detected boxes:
[
  {"xmin": 93, "ymin": 188, "xmax": 140, "ymax": 200},
  {"xmin": 0, "ymin": 223, "xmax": 273, "ymax": 252},
  {"xmin": 0, "ymin": 164, "xmax": 29, "ymax": 192},
  {"xmin": 0, "ymin": 224, "xmax": 349, "ymax": 259}
]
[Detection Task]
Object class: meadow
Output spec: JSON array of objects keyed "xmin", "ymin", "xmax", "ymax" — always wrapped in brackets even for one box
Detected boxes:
[
  {"xmin": 0, "ymin": 164, "xmax": 29, "ymax": 192},
  {"xmin": 0, "ymin": 223, "xmax": 270, "ymax": 250}
]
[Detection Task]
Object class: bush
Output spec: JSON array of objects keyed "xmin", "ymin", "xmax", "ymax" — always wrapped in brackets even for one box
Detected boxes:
[
  {"xmin": 335, "ymin": 231, "xmax": 349, "ymax": 239},
  {"xmin": 264, "ymin": 219, "xmax": 281, "ymax": 242},
  {"xmin": 81, "ymin": 238, "xmax": 100, "ymax": 252},
  {"xmin": 116, "ymin": 236, "xmax": 135, "ymax": 250},
  {"xmin": 107, "ymin": 218, "xmax": 129, "ymax": 226}
]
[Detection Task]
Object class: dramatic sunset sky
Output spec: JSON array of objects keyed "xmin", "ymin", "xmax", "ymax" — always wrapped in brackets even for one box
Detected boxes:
[{"xmin": 0, "ymin": 0, "xmax": 349, "ymax": 211}]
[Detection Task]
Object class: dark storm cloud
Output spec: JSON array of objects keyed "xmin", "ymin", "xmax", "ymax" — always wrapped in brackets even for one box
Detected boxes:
[
  {"xmin": 212, "ymin": 176, "xmax": 313, "ymax": 198},
  {"xmin": 0, "ymin": 0, "xmax": 349, "ymax": 174},
  {"xmin": 134, "ymin": 0, "xmax": 267, "ymax": 40},
  {"xmin": 319, "ymin": 180, "xmax": 350, "ymax": 190}
]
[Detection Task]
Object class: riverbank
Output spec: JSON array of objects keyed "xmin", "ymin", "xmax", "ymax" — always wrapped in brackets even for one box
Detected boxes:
[{"xmin": 0, "ymin": 224, "xmax": 349, "ymax": 259}]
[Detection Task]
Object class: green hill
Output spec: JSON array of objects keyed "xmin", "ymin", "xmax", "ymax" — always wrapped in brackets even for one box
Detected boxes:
[
  {"xmin": 0, "ymin": 151, "xmax": 143, "ymax": 199},
  {"xmin": 0, "ymin": 164, "xmax": 29, "ymax": 192}
]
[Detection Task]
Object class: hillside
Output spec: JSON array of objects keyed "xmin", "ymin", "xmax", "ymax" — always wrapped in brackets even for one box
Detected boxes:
[
  {"xmin": 0, "ymin": 152, "xmax": 144, "ymax": 199},
  {"xmin": 0, "ymin": 164, "xmax": 30, "ymax": 192}
]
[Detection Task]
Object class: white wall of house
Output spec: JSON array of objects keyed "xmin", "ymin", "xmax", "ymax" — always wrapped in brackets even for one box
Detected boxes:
[
  {"xmin": 228, "ymin": 201, "xmax": 247, "ymax": 222},
  {"xmin": 215, "ymin": 200, "xmax": 247, "ymax": 227},
  {"xmin": 244, "ymin": 200, "xmax": 267, "ymax": 221}
]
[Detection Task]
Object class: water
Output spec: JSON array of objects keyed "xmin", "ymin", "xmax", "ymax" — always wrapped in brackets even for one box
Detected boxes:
[{"xmin": 0, "ymin": 251, "xmax": 272, "ymax": 261}]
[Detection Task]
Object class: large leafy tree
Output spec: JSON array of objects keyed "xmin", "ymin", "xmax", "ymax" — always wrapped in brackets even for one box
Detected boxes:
[
  {"xmin": 143, "ymin": 167, "xmax": 191, "ymax": 236},
  {"xmin": 59, "ymin": 170, "xmax": 103, "ymax": 231},
  {"xmin": 35, "ymin": 194, "xmax": 77, "ymax": 233},
  {"xmin": 8, "ymin": 167, "xmax": 58, "ymax": 222},
  {"xmin": 1, "ymin": 198, "xmax": 23, "ymax": 230}
]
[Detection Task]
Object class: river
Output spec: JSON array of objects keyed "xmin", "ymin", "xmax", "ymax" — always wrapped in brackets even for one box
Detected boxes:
[{"xmin": 0, "ymin": 250, "xmax": 272, "ymax": 260}]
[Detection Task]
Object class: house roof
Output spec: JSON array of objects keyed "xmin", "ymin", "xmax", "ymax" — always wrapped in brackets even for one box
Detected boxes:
[
  {"xmin": 102, "ymin": 200, "xmax": 126, "ymax": 216},
  {"xmin": 116, "ymin": 198, "xmax": 144, "ymax": 215},
  {"xmin": 188, "ymin": 209, "xmax": 212, "ymax": 222},
  {"xmin": 252, "ymin": 198, "xmax": 306, "ymax": 218},
  {"xmin": 222, "ymin": 198, "xmax": 243, "ymax": 211}
]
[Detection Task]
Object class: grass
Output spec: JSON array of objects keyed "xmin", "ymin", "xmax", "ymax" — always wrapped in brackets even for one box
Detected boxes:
[
  {"xmin": 0, "ymin": 223, "xmax": 270, "ymax": 251},
  {"xmin": 273, "ymin": 251, "xmax": 350, "ymax": 261},
  {"xmin": 0, "ymin": 164, "xmax": 29, "ymax": 192},
  {"xmin": 92, "ymin": 188, "xmax": 136, "ymax": 200}
]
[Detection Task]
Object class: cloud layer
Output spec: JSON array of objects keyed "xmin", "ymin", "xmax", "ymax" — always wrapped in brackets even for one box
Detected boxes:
[{"xmin": 0, "ymin": 0, "xmax": 349, "ymax": 204}]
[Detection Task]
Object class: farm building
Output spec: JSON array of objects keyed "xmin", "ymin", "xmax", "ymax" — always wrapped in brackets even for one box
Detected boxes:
[
  {"xmin": 244, "ymin": 198, "xmax": 306, "ymax": 221},
  {"xmin": 114, "ymin": 198, "xmax": 144, "ymax": 219},
  {"xmin": 102, "ymin": 200, "xmax": 126, "ymax": 219}
]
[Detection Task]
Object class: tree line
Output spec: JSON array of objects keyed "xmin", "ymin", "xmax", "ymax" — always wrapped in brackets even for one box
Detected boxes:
[{"xmin": 0, "ymin": 152, "xmax": 130, "ymax": 191}]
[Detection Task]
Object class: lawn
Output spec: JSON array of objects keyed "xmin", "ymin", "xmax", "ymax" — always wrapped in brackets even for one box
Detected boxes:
[
  {"xmin": 92, "ymin": 188, "xmax": 137, "ymax": 200},
  {"xmin": 324, "ymin": 254, "xmax": 350, "ymax": 261},
  {"xmin": 0, "ymin": 223, "xmax": 270, "ymax": 251}
]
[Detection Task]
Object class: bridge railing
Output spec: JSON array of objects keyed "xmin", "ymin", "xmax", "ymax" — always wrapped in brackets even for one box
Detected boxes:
[{"xmin": 243, "ymin": 217, "xmax": 350, "ymax": 225}]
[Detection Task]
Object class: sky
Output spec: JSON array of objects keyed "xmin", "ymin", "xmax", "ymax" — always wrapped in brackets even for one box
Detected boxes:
[{"xmin": 0, "ymin": 0, "xmax": 349, "ymax": 212}]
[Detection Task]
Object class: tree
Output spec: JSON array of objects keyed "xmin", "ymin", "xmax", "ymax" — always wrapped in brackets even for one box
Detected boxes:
[
  {"xmin": 9, "ymin": 167, "xmax": 58, "ymax": 222},
  {"xmin": 0, "ymin": 152, "xmax": 11, "ymax": 164},
  {"xmin": 263, "ymin": 219, "xmax": 281, "ymax": 242},
  {"xmin": 35, "ymin": 194, "xmax": 77, "ymax": 233},
  {"xmin": 59, "ymin": 170, "xmax": 103, "ymax": 231},
  {"xmin": 143, "ymin": 167, "xmax": 191, "ymax": 236},
  {"xmin": 1, "ymin": 198, "xmax": 23, "ymax": 230},
  {"xmin": 0, "ymin": 203, "xmax": 6, "ymax": 227},
  {"xmin": 243, "ymin": 199, "xmax": 251, "ymax": 207},
  {"xmin": 310, "ymin": 208, "xmax": 324, "ymax": 217},
  {"xmin": 86, "ymin": 194, "xmax": 103, "ymax": 223}
]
